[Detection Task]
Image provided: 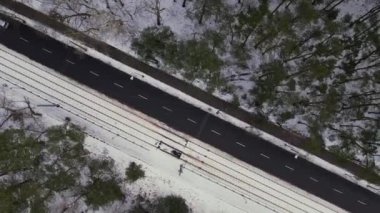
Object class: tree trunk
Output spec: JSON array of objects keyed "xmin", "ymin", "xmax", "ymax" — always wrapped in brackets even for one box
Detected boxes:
[
  {"xmin": 258, "ymin": 71, "xmax": 276, "ymax": 80},
  {"xmin": 116, "ymin": 0, "xmax": 125, "ymax": 7},
  {"xmin": 353, "ymin": 5, "xmax": 380, "ymax": 25},
  {"xmin": 340, "ymin": 124, "xmax": 365, "ymax": 130},
  {"xmin": 105, "ymin": 0, "xmax": 111, "ymax": 9},
  {"xmin": 0, "ymin": 113, "xmax": 13, "ymax": 128},
  {"xmin": 62, "ymin": 192, "xmax": 87, "ymax": 213},
  {"xmin": 348, "ymin": 91, "xmax": 379, "ymax": 99},
  {"xmin": 254, "ymin": 33, "xmax": 274, "ymax": 49},
  {"xmin": 350, "ymin": 117, "xmax": 379, "ymax": 122},
  {"xmin": 340, "ymin": 103, "xmax": 378, "ymax": 111},
  {"xmin": 285, "ymin": 69, "xmax": 309, "ymax": 79},
  {"xmin": 319, "ymin": 33, "xmax": 336, "ymax": 45},
  {"xmin": 262, "ymin": 41, "xmax": 283, "ymax": 54},
  {"xmin": 354, "ymin": 49, "xmax": 377, "ymax": 66},
  {"xmin": 182, "ymin": 0, "xmax": 187, "ymax": 7},
  {"xmin": 198, "ymin": 0, "xmax": 207, "ymax": 25},
  {"xmin": 155, "ymin": 0, "xmax": 162, "ymax": 26},
  {"xmin": 322, "ymin": 0, "xmax": 342, "ymax": 11},
  {"xmin": 324, "ymin": 0, "xmax": 345, "ymax": 12},
  {"xmin": 240, "ymin": 29, "xmax": 253, "ymax": 48},
  {"xmin": 283, "ymin": 52, "xmax": 313, "ymax": 63},
  {"xmin": 354, "ymin": 22, "xmax": 380, "ymax": 39},
  {"xmin": 333, "ymin": 76, "xmax": 368, "ymax": 86},
  {"xmin": 12, "ymin": 178, "xmax": 33, "ymax": 188},
  {"xmin": 285, "ymin": 32, "xmax": 320, "ymax": 56},
  {"xmin": 228, "ymin": 22, "xmax": 235, "ymax": 44},
  {"xmin": 285, "ymin": 0, "xmax": 294, "ymax": 9},
  {"xmin": 156, "ymin": 12, "xmax": 161, "ymax": 25},
  {"xmin": 271, "ymin": 0, "xmax": 287, "ymax": 15},
  {"xmin": 62, "ymin": 13, "xmax": 91, "ymax": 22},
  {"xmin": 298, "ymin": 31, "xmax": 321, "ymax": 48},
  {"xmin": 354, "ymin": 61, "xmax": 380, "ymax": 71}
]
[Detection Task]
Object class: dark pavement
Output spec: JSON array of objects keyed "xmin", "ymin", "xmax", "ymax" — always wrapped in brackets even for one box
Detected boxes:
[{"xmin": 0, "ymin": 17, "xmax": 379, "ymax": 212}]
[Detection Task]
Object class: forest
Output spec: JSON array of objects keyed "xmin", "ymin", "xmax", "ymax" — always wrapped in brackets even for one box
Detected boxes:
[
  {"xmin": 16, "ymin": 0, "xmax": 380, "ymax": 173},
  {"xmin": 0, "ymin": 87, "xmax": 190, "ymax": 212}
]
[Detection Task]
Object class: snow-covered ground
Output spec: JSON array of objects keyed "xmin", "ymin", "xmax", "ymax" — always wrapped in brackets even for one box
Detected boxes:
[
  {"xmin": 9, "ymin": 0, "xmax": 380, "ymax": 167},
  {"xmin": 1, "ymin": 0, "xmax": 379, "ymax": 196},
  {"xmin": 0, "ymin": 43, "xmax": 347, "ymax": 212},
  {"xmin": 14, "ymin": 0, "xmax": 378, "ymax": 123}
]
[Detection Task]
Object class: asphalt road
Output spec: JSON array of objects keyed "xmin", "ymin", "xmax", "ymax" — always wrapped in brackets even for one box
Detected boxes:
[{"xmin": 0, "ymin": 19, "xmax": 379, "ymax": 212}]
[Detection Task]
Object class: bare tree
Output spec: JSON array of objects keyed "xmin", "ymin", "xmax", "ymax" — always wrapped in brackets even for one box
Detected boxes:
[
  {"xmin": 144, "ymin": 0, "xmax": 165, "ymax": 26},
  {"xmin": 198, "ymin": 0, "xmax": 208, "ymax": 24},
  {"xmin": 0, "ymin": 87, "xmax": 42, "ymax": 129},
  {"xmin": 322, "ymin": 0, "xmax": 346, "ymax": 12},
  {"xmin": 46, "ymin": 0, "xmax": 135, "ymax": 38},
  {"xmin": 271, "ymin": 0, "xmax": 288, "ymax": 15}
]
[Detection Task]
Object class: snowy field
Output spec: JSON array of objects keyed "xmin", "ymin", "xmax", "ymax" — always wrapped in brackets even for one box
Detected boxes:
[{"xmin": 0, "ymin": 43, "xmax": 346, "ymax": 212}]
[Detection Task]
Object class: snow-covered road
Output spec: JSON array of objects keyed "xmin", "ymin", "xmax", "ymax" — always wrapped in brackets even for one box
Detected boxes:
[{"xmin": 0, "ymin": 44, "xmax": 345, "ymax": 212}]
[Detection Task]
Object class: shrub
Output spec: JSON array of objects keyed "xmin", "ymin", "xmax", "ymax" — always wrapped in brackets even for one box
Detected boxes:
[
  {"xmin": 85, "ymin": 178, "xmax": 124, "ymax": 209},
  {"xmin": 126, "ymin": 162, "xmax": 145, "ymax": 183},
  {"xmin": 131, "ymin": 26, "xmax": 178, "ymax": 65},
  {"xmin": 154, "ymin": 195, "xmax": 189, "ymax": 213}
]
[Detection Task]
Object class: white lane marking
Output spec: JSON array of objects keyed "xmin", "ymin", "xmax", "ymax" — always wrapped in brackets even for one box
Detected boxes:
[
  {"xmin": 284, "ymin": 165, "xmax": 295, "ymax": 171},
  {"xmin": 19, "ymin": 37, "xmax": 29, "ymax": 42},
  {"xmin": 260, "ymin": 153, "xmax": 270, "ymax": 159},
  {"xmin": 65, "ymin": 59, "xmax": 75, "ymax": 64},
  {"xmin": 162, "ymin": 106, "xmax": 173, "ymax": 112},
  {"xmin": 138, "ymin": 94, "xmax": 148, "ymax": 100},
  {"xmin": 211, "ymin": 130, "xmax": 221, "ymax": 136},
  {"xmin": 333, "ymin": 188, "xmax": 343, "ymax": 194},
  {"xmin": 187, "ymin": 118, "xmax": 197, "ymax": 124},
  {"xmin": 42, "ymin": 48, "xmax": 52, "ymax": 54},
  {"xmin": 113, "ymin": 83, "xmax": 124, "ymax": 88},
  {"xmin": 309, "ymin": 177, "xmax": 319, "ymax": 182},
  {"xmin": 89, "ymin": 71, "xmax": 99, "ymax": 77},
  {"xmin": 357, "ymin": 200, "xmax": 367, "ymax": 205},
  {"xmin": 236, "ymin": 142, "xmax": 246, "ymax": 147}
]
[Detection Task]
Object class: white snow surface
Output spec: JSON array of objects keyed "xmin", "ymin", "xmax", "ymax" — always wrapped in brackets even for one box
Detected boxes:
[
  {"xmin": 0, "ymin": 48, "xmax": 251, "ymax": 213},
  {"xmin": 11, "ymin": 0, "xmax": 379, "ymax": 165},
  {"xmin": 1, "ymin": 0, "xmax": 379, "ymax": 196}
]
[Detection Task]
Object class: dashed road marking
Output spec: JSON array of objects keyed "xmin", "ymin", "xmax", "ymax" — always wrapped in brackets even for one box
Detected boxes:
[
  {"xmin": 236, "ymin": 142, "xmax": 246, "ymax": 147},
  {"xmin": 113, "ymin": 83, "xmax": 124, "ymax": 88},
  {"xmin": 333, "ymin": 188, "xmax": 343, "ymax": 194},
  {"xmin": 138, "ymin": 94, "xmax": 148, "ymax": 100},
  {"xmin": 260, "ymin": 153, "xmax": 270, "ymax": 159},
  {"xmin": 187, "ymin": 118, "xmax": 197, "ymax": 124},
  {"xmin": 211, "ymin": 130, "xmax": 221, "ymax": 136},
  {"xmin": 42, "ymin": 48, "xmax": 52, "ymax": 54},
  {"xmin": 65, "ymin": 59, "xmax": 75, "ymax": 64},
  {"xmin": 19, "ymin": 37, "xmax": 29, "ymax": 42},
  {"xmin": 357, "ymin": 200, "xmax": 367, "ymax": 205},
  {"xmin": 89, "ymin": 71, "xmax": 99, "ymax": 77},
  {"xmin": 162, "ymin": 106, "xmax": 173, "ymax": 112},
  {"xmin": 285, "ymin": 165, "xmax": 295, "ymax": 171},
  {"xmin": 309, "ymin": 177, "xmax": 319, "ymax": 182}
]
